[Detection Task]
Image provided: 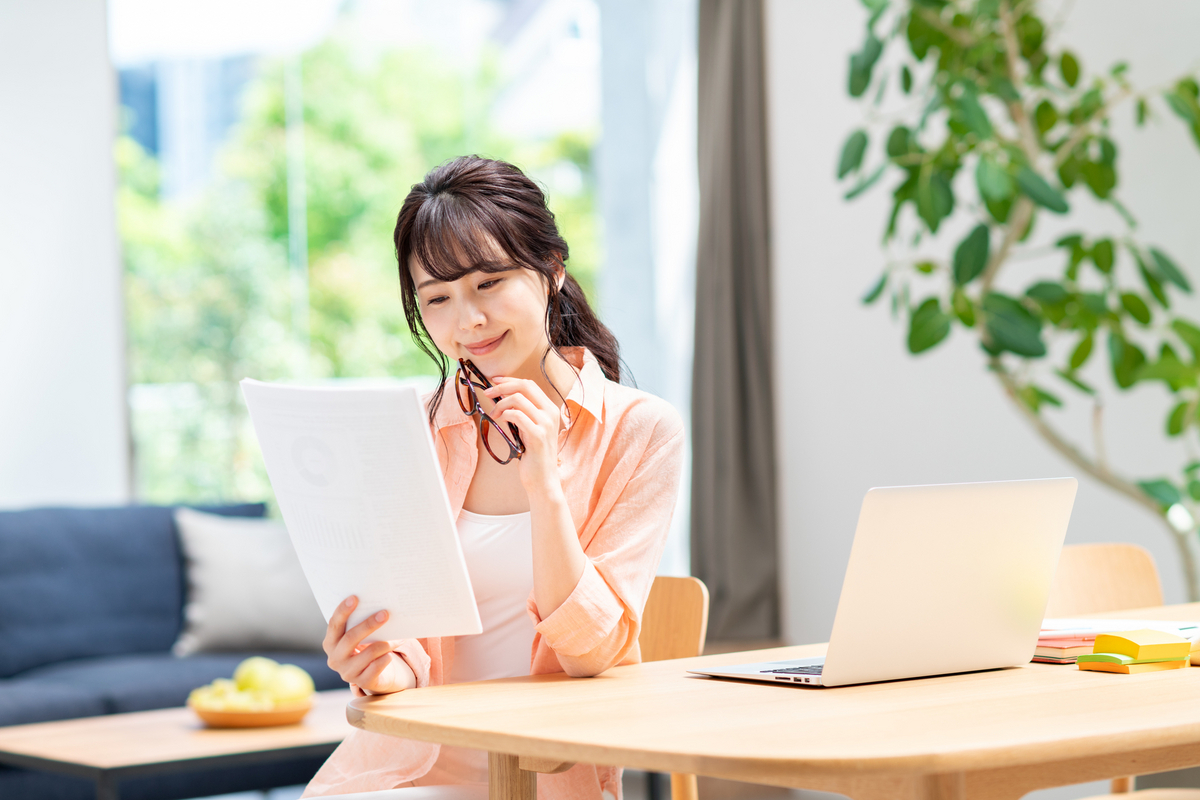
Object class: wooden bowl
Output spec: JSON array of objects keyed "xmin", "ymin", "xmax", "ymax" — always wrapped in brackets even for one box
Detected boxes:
[{"xmin": 189, "ymin": 698, "xmax": 313, "ymax": 728}]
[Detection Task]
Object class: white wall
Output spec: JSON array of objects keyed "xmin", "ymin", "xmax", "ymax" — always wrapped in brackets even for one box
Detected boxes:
[{"xmin": 0, "ymin": 0, "xmax": 129, "ymax": 507}]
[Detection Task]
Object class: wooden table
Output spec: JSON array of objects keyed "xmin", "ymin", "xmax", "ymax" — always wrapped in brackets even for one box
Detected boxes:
[
  {"xmin": 0, "ymin": 689, "xmax": 354, "ymax": 800},
  {"xmin": 348, "ymin": 604, "xmax": 1200, "ymax": 800}
]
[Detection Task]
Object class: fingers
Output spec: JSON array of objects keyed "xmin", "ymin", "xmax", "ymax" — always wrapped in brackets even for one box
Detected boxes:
[
  {"xmin": 326, "ymin": 607, "xmax": 390, "ymax": 678},
  {"xmin": 485, "ymin": 377, "xmax": 555, "ymax": 413},
  {"xmin": 334, "ymin": 610, "xmax": 390, "ymax": 662},
  {"xmin": 342, "ymin": 640, "xmax": 396, "ymax": 682},
  {"xmin": 323, "ymin": 596, "xmax": 357, "ymax": 655},
  {"xmin": 491, "ymin": 390, "xmax": 543, "ymax": 424}
]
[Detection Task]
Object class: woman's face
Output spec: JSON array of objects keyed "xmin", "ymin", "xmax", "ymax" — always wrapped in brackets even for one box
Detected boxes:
[{"xmin": 411, "ymin": 247, "xmax": 558, "ymax": 380}]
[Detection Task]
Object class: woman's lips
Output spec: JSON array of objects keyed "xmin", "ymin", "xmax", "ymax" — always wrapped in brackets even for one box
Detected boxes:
[{"xmin": 463, "ymin": 331, "xmax": 507, "ymax": 356}]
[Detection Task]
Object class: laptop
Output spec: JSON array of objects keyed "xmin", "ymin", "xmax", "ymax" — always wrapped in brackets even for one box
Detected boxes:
[{"xmin": 690, "ymin": 478, "xmax": 1078, "ymax": 688}]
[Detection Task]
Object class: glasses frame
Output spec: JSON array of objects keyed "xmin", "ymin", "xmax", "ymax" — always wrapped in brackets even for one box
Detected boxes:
[{"xmin": 455, "ymin": 358, "xmax": 525, "ymax": 465}]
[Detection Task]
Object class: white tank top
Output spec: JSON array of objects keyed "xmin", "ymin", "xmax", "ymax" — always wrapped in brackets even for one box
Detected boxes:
[{"xmin": 414, "ymin": 509, "xmax": 536, "ymax": 786}]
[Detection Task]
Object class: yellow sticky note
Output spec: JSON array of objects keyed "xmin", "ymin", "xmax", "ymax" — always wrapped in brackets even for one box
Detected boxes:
[{"xmin": 1093, "ymin": 630, "xmax": 1191, "ymax": 661}]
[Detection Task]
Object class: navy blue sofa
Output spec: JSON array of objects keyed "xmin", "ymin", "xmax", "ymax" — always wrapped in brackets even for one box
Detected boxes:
[{"xmin": 0, "ymin": 504, "xmax": 346, "ymax": 800}]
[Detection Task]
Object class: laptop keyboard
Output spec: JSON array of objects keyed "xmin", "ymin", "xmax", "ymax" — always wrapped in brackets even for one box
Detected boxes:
[{"xmin": 764, "ymin": 664, "xmax": 824, "ymax": 675}]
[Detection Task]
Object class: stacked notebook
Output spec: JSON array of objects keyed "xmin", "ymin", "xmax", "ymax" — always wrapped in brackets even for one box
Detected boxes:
[
  {"xmin": 1036, "ymin": 619, "xmax": 1200, "ymax": 664},
  {"xmin": 1078, "ymin": 630, "xmax": 1192, "ymax": 674}
]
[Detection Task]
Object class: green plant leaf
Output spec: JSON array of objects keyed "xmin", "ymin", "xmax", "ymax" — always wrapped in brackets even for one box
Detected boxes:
[
  {"xmin": 1016, "ymin": 166, "xmax": 1069, "ymax": 213},
  {"xmin": 1165, "ymin": 82, "xmax": 1200, "ymax": 124},
  {"xmin": 1059, "ymin": 51, "xmax": 1080, "ymax": 87},
  {"xmin": 1172, "ymin": 319, "xmax": 1200, "ymax": 359},
  {"xmin": 1120, "ymin": 292, "xmax": 1151, "ymax": 325},
  {"xmin": 850, "ymin": 35, "xmax": 884, "ymax": 97},
  {"xmin": 1069, "ymin": 332, "xmax": 1094, "ymax": 370},
  {"xmin": 1055, "ymin": 367, "xmax": 1095, "ymax": 395},
  {"xmin": 957, "ymin": 85, "xmax": 993, "ymax": 138},
  {"xmin": 1150, "ymin": 248, "xmax": 1191, "ymax": 292},
  {"xmin": 953, "ymin": 224, "xmax": 990, "ymax": 285},
  {"xmin": 1082, "ymin": 161, "xmax": 1117, "ymax": 199},
  {"xmin": 1139, "ymin": 479, "xmax": 1182, "ymax": 509},
  {"xmin": 1168, "ymin": 402, "xmax": 1190, "ymax": 436},
  {"xmin": 1081, "ymin": 293, "xmax": 1108, "ymax": 316},
  {"xmin": 990, "ymin": 76, "xmax": 1020, "ymax": 102},
  {"xmin": 1026, "ymin": 281, "xmax": 1069, "ymax": 305},
  {"xmin": 907, "ymin": 297, "xmax": 952, "ymax": 354},
  {"xmin": 952, "ymin": 288, "xmax": 975, "ymax": 327},
  {"xmin": 916, "ymin": 172, "xmax": 954, "ymax": 232},
  {"xmin": 838, "ymin": 130, "xmax": 869, "ymax": 178},
  {"xmin": 901, "ymin": 64, "xmax": 913, "ymax": 94},
  {"xmin": 1137, "ymin": 257, "xmax": 1169, "ymax": 307},
  {"xmin": 1138, "ymin": 358, "xmax": 1195, "ymax": 384},
  {"xmin": 976, "ymin": 156, "xmax": 1014, "ymax": 202},
  {"xmin": 886, "ymin": 126, "xmax": 912, "ymax": 158},
  {"xmin": 862, "ymin": 272, "xmax": 888, "ymax": 304},
  {"xmin": 1098, "ymin": 138, "xmax": 1117, "ymax": 165},
  {"xmin": 1136, "ymin": 98, "xmax": 1149, "ymax": 126},
  {"xmin": 1034, "ymin": 100, "xmax": 1058, "ymax": 134},
  {"xmin": 1188, "ymin": 480, "xmax": 1200, "ymax": 502},
  {"xmin": 983, "ymin": 293, "xmax": 1046, "ymax": 357},
  {"xmin": 844, "ymin": 163, "xmax": 887, "ymax": 200},
  {"xmin": 1018, "ymin": 384, "xmax": 1063, "ymax": 413},
  {"xmin": 1108, "ymin": 331, "xmax": 1146, "ymax": 389},
  {"xmin": 1091, "ymin": 238, "xmax": 1114, "ymax": 273}
]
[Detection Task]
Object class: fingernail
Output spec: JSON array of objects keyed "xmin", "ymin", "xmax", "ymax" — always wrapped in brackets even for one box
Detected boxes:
[
  {"xmin": 345, "ymin": 597, "xmax": 355, "ymax": 607},
  {"xmin": 375, "ymin": 611, "xmax": 387, "ymax": 622}
]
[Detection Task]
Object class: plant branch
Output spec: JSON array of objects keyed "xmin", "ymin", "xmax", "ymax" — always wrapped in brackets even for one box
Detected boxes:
[
  {"xmin": 979, "ymin": 197, "xmax": 1034, "ymax": 295},
  {"xmin": 1052, "ymin": 86, "xmax": 1134, "ymax": 170},
  {"xmin": 915, "ymin": 7, "xmax": 975, "ymax": 48},
  {"xmin": 991, "ymin": 358, "xmax": 1160, "ymax": 516},
  {"xmin": 998, "ymin": 1, "xmax": 1043, "ymax": 162},
  {"xmin": 1092, "ymin": 400, "xmax": 1108, "ymax": 471}
]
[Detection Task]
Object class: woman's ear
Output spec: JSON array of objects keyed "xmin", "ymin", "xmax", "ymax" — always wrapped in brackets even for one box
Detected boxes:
[{"xmin": 551, "ymin": 254, "xmax": 566, "ymax": 292}]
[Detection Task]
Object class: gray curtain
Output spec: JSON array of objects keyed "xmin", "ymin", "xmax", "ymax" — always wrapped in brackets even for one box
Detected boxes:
[{"xmin": 691, "ymin": 0, "xmax": 779, "ymax": 641}]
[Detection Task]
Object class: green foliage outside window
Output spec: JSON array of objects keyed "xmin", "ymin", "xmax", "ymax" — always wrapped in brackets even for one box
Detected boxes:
[
  {"xmin": 121, "ymin": 39, "xmax": 599, "ymax": 506},
  {"xmin": 838, "ymin": 0, "xmax": 1200, "ymax": 597}
]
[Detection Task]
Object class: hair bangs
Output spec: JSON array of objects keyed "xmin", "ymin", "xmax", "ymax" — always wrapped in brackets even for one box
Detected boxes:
[{"xmin": 410, "ymin": 193, "xmax": 539, "ymax": 282}]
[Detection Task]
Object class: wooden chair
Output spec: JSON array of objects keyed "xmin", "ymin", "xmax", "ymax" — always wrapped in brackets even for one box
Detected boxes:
[
  {"xmin": 1044, "ymin": 543, "xmax": 1164, "ymax": 618},
  {"xmin": 318, "ymin": 575, "xmax": 711, "ymax": 800},
  {"xmin": 637, "ymin": 576, "xmax": 711, "ymax": 800},
  {"xmin": 1048, "ymin": 544, "xmax": 1194, "ymax": 799}
]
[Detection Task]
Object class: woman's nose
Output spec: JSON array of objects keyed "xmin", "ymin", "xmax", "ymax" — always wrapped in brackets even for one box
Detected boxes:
[{"xmin": 457, "ymin": 302, "xmax": 486, "ymax": 330}]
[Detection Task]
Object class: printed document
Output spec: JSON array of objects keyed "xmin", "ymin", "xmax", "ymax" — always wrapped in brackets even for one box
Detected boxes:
[{"xmin": 241, "ymin": 379, "xmax": 482, "ymax": 641}]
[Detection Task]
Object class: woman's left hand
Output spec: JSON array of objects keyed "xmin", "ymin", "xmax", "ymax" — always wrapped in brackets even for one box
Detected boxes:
[{"xmin": 483, "ymin": 377, "xmax": 562, "ymax": 491}]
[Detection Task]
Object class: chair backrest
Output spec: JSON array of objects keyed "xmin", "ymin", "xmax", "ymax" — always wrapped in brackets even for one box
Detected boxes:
[
  {"xmin": 638, "ymin": 576, "xmax": 710, "ymax": 662},
  {"xmin": 1044, "ymin": 543, "xmax": 1164, "ymax": 617}
]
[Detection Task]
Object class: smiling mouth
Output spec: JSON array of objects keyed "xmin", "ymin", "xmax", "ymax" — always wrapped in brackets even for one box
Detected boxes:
[{"xmin": 463, "ymin": 332, "xmax": 507, "ymax": 356}]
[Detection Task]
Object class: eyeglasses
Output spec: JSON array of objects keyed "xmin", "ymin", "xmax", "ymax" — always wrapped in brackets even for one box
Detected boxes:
[{"xmin": 455, "ymin": 358, "xmax": 525, "ymax": 465}]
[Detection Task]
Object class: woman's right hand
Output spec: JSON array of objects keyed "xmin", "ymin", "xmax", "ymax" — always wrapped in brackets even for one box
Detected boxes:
[{"xmin": 324, "ymin": 596, "xmax": 417, "ymax": 695}]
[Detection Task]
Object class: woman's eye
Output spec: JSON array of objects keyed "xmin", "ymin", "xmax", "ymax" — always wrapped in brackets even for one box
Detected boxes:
[
  {"xmin": 478, "ymin": 278, "xmax": 503, "ymax": 290},
  {"xmin": 426, "ymin": 296, "xmax": 448, "ymax": 306}
]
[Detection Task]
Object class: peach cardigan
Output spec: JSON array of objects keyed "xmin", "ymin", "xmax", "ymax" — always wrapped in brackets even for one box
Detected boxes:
[{"xmin": 304, "ymin": 348, "xmax": 685, "ymax": 799}]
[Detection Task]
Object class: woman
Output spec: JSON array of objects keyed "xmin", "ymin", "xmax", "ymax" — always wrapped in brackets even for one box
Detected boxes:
[{"xmin": 304, "ymin": 156, "xmax": 684, "ymax": 800}]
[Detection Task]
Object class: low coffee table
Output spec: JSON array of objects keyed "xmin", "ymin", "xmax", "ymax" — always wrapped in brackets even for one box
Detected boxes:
[{"xmin": 0, "ymin": 688, "xmax": 352, "ymax": 800}]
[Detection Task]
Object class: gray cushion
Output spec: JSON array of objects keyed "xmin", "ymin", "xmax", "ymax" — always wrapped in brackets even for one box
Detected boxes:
[
  {"xmin": 0, "ymin": 504, "xmax": 266, "ymax": 678},
  {"xmin": 14, "ymin": 652, "xmax": 344, "ymax": 714}
]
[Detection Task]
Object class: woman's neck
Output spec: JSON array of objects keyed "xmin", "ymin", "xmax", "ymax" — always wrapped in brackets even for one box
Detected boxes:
[{"xmin": 510, "ymin": 347, "xmax": 577, "ymax": 409}]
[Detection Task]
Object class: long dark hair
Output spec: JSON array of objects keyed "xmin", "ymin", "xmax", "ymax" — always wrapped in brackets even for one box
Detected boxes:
[{"xmin": 394, "ymin": 156, "xmax": 621, "ymax": 424}]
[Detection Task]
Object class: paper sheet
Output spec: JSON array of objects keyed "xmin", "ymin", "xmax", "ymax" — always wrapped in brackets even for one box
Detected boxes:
[
  {"xmin": 241, "ymin": 379, "xmax": 482, "ymax": 642},
  {"xmin": 1041, "ymin": 618, "xmax": 1200, "ymax": 641}
]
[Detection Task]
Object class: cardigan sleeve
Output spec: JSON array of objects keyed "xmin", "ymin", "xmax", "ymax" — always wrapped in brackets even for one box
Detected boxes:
[{"xmin": 531, "ymin": 406, "xmax": 685, "ymax": 677}]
